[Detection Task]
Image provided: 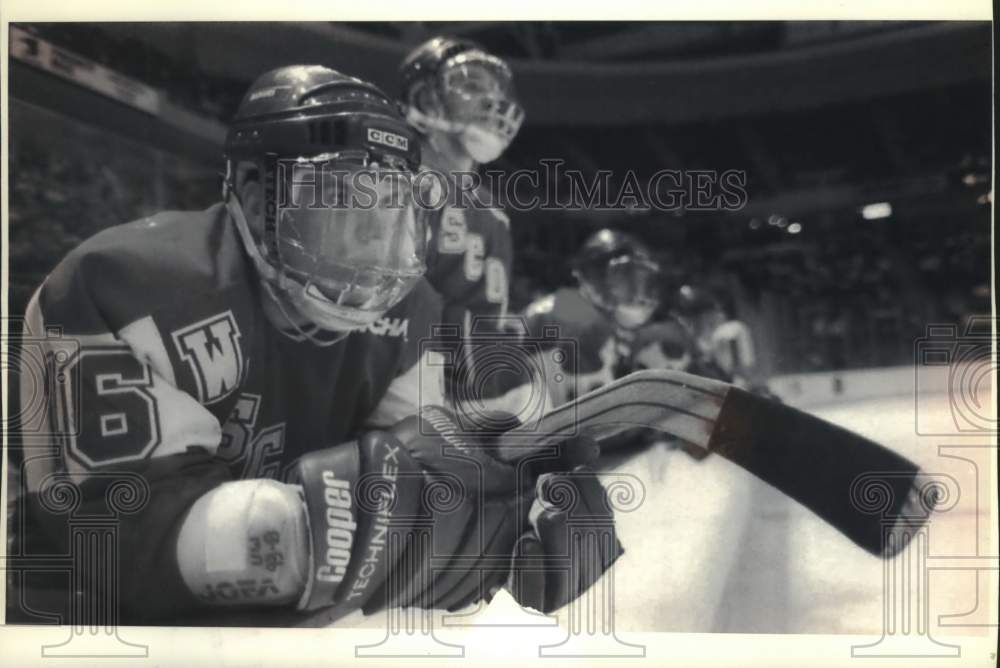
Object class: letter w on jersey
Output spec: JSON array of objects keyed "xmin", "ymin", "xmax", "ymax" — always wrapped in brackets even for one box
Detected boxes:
[{"xmin": 172, "ymin": 311, "xmax": 246, "ymax": 404}]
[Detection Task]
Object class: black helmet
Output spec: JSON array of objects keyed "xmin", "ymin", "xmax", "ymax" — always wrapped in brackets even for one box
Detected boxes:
[
  {"xmin": 399, "ymin": 36, "xmax": 482, "ymax": 102},
  {"xmin": 573, "ymin": 229, "xmax": 662, "ymax": 327},
  {"xmin": 226, "ymin": 64, "xmax": 420, "ymax": 171},
  {"xmin": 572, "ymin": 229, "xmax": 656, "ymax": 279},
  {"xmin": 674, "ymin": 284, "xmax": 720, "ymax": 317},
  {"xmin": 398, "ymin": 37, "xmax": 524, "ymax": 163}
]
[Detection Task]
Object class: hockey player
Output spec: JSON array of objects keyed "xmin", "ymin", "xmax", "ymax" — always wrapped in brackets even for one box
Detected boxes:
[
  {"xmin": 517, "ymin": 229, "xmax": 666, "ymax": 408},
  {"xmin": 398, "ymin": 36, "xmax": 523, "ymax": 403},
  {"xmin": 8, "ymin": 66, "xmax": 620, "ymax": 625},
  {"xmin": 511, "ymin": 229, "xmax": 723, "ymax": 460},
  {"xmin": 672, "ymin": 284, "xmax": 763, "ymax": 387}
]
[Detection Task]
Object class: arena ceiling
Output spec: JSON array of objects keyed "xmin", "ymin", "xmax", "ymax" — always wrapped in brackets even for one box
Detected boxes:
[{"xmin": 17, "ymin": 21, "xmax": 993, "ymax": 222}]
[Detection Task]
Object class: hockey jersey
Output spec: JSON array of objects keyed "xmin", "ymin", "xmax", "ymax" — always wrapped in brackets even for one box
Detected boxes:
[
  {"xmin": 422, "ymin": 179, "xmax": 513, "ymax": 404},
  {"xmin": 8, "ymin": 203, "xmax": 444, "ymax": 623},
  {"xmin": 699, "ymin": 319, "xmax": 757, "ymax": 387},
  {"xmin": 425, "ymin": 182, "xmax": 512, "ymax": 335},
  {"xmin": 517, "ymin": 288, "xmax": 712, "ymax": 406},
  {"xmin": 515, "ymin": 289, "xmax": 716, "ymax": 458}
]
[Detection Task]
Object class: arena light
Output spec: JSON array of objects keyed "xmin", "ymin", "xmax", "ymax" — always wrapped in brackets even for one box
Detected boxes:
[{"xmin": 861, "ymin": 202, "xmax": 892, "ymax": 220}]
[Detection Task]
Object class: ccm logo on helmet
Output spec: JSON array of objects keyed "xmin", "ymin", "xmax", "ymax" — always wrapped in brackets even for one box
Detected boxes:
[
  {"xmin": 316, "ymin": 470, "xmax": 356, "ymax": 585},
  {"xmin": 367, "ymin": 128, "xmax": 409, "ymax": 151}
]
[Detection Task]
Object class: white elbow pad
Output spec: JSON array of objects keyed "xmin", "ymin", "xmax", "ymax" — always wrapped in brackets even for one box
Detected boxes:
[{"xmin": 175, "ymin": 479, "xmax": 310, "ymax": 607}]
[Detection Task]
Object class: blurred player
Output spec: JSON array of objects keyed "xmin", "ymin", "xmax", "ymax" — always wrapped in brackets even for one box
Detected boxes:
[
  {"xmin": 630, "ymin": 317, "xmax": 699, "ymax": 374},
  {"xmin": 518, "ymin": 229, "xmax": 664, "ymax": 407},
  {"xmin": 515, "ymin": 229, "xmax": 720, "ymax": 459},
  {"xmin": 674, "ymin": 284, "xmax": 764, "ymax": 389},
  {"xmin": 9, "ymin": 66, "xmax": 619, "ymax": 625},
  {"xmin": 398, "ymin": 36, "xmax": 524, "ymax": 402}
]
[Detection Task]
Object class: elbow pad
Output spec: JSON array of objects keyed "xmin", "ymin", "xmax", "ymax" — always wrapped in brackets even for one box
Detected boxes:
[
  {"xmin": 174, "ymin": 430, "xmax": 426, "ymax": 614},
  {"xmin": 175, "ymin": 479, "xmax": 310, "ymax": 607}
]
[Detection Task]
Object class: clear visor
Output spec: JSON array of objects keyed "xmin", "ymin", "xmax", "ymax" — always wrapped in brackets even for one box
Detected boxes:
[
  {"xmin": 440, "ymin": 52, "xmax": 525, "ymax": 142},
  {"xmin": 604, "ymin": 256, "xmax": 662, "ymax": 309},
  {"xmin": 275, "ymin": 159, "xmax": 429, "ymax": 313}
]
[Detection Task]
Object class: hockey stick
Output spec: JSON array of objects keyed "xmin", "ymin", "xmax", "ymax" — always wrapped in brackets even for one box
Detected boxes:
[{"xmin": 497, "ymin": 369, "xmax": 931, "ymax": 557}]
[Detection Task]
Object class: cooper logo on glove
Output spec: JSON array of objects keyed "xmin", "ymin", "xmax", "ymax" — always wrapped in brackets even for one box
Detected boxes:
[{"xmin": 316, "ymin": 471, "xmax": 355, "ymax": 585}]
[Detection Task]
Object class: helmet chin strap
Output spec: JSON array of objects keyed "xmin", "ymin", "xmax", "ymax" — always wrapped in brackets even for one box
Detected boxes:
[
  {"xmin": 407, "ymin": 105, "xmax": 488, "ymax": 171},
  {"xmin": 405, "ymin": 104, "xmax": 464, "ymax": 136},
  {"xmin": 260, "ymin": 280, "xmax": 350, "ymax": 347},
  {"xmin": 224, "ymin": 186, "xmax": 353, "ymax": 348}
]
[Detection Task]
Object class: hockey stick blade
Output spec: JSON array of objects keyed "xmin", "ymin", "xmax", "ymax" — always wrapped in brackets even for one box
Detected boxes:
[{"xmin": 498, "ymin": 369, "xmax": 931, "ymax": 557}]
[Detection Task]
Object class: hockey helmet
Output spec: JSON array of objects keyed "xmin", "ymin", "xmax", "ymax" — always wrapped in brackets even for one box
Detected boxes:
[
  {"xmin": 572, "ymin": 229, "xmax": 662, "ymax": 329},
  {"xmin": 224, "ymin": 65, "xmax": 430, "ymax": 340},
  {"xmin": 399, "ymin": 37, "xmax": 524, "ymax": 163}
]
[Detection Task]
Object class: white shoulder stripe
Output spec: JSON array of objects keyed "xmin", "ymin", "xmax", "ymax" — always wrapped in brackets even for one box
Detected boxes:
[{"xmin": 119, "ymin": 315, "xmax": 177, "ymax": 386}]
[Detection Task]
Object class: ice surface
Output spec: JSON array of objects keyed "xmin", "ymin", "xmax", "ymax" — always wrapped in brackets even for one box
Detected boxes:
[{"xmin": 325, "ymin": 386, "xmax": 994, "ymax": 639}]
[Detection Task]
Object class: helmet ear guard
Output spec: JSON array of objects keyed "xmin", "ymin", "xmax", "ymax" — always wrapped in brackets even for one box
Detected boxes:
[
  {"xmin": 402, "ymin": 81, "xmax": 461, "ymax": 136},
  {"xmin": 224, "ymin": 156, "xmax": 284, "ymax": 290}
]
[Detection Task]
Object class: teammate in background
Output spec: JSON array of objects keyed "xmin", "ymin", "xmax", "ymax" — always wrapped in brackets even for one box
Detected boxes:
[
  {"xmin": 398, "ymin": 36, "xmax": 523, "ymax": 402},
  {"xmin": 673, "ymin": 284, "xmax": 766, "ymax": 390},
  {"xmin": 9, "ymin": 66, "xmax": 620, "ymax": 625},
  {"xmin": 515, "ymin": 229, "xmax": 720, "ymax": 460},
  {"xmin": 519, "ymin": 229, "xmax": 664, "ymax": 408},
  {"xmin": 634, "ymin": 284, "xmax": 731, "ymax": 382},
  {"xmin": 630, "ymin": 317, "xmax": 701, "ymax": 374}
]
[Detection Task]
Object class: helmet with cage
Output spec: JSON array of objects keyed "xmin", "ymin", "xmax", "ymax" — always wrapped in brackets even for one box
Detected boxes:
[
  {"xmin": 572, "ymin": 228, "xmax": 663, "ymax": 330},
  {"xmin": 400, "ymin": 37, "xmax": 524, "ymax": 164},
  {"xmin": 224, "ymin": 65, "xmax": 430, "ymax": 342}
]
